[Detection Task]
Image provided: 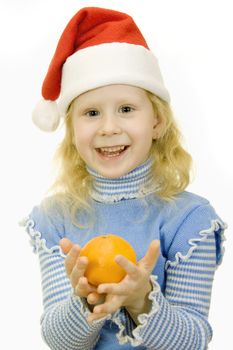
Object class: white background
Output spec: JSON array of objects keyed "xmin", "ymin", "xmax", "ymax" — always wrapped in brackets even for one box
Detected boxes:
[{"xmin": 0, "ymin": 0, "xmax": 232, "ymax": 349}]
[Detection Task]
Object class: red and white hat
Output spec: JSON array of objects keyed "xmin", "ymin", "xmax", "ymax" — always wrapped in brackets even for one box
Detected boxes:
[{"xmin": 32, "ymin": 7, "xmax": 170, "ymax": 132}]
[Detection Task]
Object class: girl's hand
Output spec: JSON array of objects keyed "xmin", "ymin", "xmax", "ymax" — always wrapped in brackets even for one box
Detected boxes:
[
  {"xmin": 88, "ymin": 240, "xmax": 160, "ymax": 323},
  {"xmin": 60, "ymin": 238, "xmax": 106, "ymax": 312}
]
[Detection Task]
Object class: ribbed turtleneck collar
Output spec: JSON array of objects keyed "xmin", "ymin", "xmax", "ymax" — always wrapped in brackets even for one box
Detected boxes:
[{"xmin": 86, "ymin": 157, "xmax": 158, "ymax": 203}]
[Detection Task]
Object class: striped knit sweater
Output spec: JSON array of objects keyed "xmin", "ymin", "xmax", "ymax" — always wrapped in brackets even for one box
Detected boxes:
[{"xmin": 22, "ymin": 157, "xmax": 226, "ymax": 349}]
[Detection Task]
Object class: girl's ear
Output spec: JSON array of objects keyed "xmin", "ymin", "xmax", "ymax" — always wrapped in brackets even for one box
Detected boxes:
[{"xmin": 152, "ymin": 115, "xmax": 166, "ymax": 140}]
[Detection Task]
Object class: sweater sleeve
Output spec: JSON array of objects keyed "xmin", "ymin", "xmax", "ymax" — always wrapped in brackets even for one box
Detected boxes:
[
  {"xmin": 112, "ymin": 206, "xmax": 226, "ymax": 349},
  {"xmin": 21, "ymin": 213, "xmax": 108, "ymax": 350}
]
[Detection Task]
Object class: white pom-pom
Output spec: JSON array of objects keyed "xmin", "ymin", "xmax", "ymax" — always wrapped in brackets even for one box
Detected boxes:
[{"xmin": 32, "ymin": 99, "xmax": 60, "ymax": 132}]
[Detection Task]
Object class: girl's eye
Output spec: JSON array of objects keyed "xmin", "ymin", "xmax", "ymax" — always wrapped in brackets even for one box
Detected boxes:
[
  {"xmin": 119, "ymin": 106, "xmax": 134, "ymax": 113},
  {"xmin": 85, "ymin": 110, "xmax": 99, "ymax": 117}
]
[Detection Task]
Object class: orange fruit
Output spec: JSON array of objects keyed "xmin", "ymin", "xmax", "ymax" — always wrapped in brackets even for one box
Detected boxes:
[{"xmin": 79, "ymin": 234, "xmax": 137, "ymax": 286}]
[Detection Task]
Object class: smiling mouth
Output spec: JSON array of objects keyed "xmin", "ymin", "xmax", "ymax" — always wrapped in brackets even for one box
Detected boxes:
[{"xmin": 96, "ymin": 145, "xmax": 130, "ymax": 157}]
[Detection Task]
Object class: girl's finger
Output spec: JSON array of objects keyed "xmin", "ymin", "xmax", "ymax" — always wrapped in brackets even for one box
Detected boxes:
[
  {"xmin": 114, "ymin": 255, "xmax": 138, "ymax": 277},
  {"xmin": 64, "ymin": 244, "xmax": 81, "ymax": 276},
  {"xmin": 87, "ymin": 312, "xmax": 109, "ymax": 324},
  {"xmin": 140, "ymin": 240, "xmax": 160, "ymax": 271},
  {"xmin": 97, "ymin": 282, "xmax": 125, "ymax": 295},
  {"xmin": 87, "ymin": 292, "xmax": 105, "ymax": 305},
  {"xmin": 75, "ymin": 276, "xmax": 97, "ymax": 297},
  {"xmin": 93, "ymin": 298, "xmax": 123, "ymax": 315},
  {"xmin": 70, "ymin": 256, "xmax": 88, "ymax": 287},
  {"xmin": 60, "ymin": 238, "xmax": 74, "ymax": 254}
]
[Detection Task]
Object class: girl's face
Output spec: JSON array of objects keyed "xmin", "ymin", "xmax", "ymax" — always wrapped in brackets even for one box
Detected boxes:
[{"xmin": 72, "ymin": 84, "xmax": 159, "ymax": 178}]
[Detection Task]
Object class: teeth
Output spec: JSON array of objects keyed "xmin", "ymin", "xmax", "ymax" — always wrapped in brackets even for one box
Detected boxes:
[
  {"xmin": 97, "ymin": 145, "xmax": 128, "ymax": 157},
  {"xmin": 100, "ymin": 146, "xmax": 125, "ymax": 152}
]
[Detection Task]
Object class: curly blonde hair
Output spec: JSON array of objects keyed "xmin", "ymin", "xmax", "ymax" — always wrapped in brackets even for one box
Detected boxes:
[
  {"xmin": 45, "ymin": 91, "xmax": 192, "ymax": 226},
  {"xmin": 147, "ymin": 92, "xmax": 192, "ymax": 198}
]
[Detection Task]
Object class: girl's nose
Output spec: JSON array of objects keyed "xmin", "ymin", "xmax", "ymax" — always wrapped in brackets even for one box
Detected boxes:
[{"xmin": 97, "ymin": 115, "xmax": 122, "ymax": 136}]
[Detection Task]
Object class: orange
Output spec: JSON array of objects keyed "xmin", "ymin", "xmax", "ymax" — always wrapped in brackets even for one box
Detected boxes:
[{"xmin": 79, "ymin": 234, "xmax": 137, "ymax": 286}]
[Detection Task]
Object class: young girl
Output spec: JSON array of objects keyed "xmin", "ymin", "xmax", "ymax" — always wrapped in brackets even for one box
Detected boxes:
[{"xmin": 22, "ymin": 7, "xmax": 226, "ymax": 350}]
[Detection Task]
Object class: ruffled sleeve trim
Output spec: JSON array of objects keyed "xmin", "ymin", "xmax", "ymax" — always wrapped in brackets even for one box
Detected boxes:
[
  {"xmin": 165, "ymin": 218, "xmax": 227, "ymax": 270},
  {"xmin": 113, "ymin": 275, "xmax": 161, "ymax": 347},
  {"xmin": 20, "ymin": 217, "xmax": 65, "ymax": 257}
]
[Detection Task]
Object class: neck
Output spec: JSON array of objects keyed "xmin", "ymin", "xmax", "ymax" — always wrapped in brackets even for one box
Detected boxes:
[{"xmin": 86, "ymin": 157, "xmax": 158, "ymax": 203}]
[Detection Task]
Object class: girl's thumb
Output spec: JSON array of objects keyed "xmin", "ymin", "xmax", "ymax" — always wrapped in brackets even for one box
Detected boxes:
[{"xmin": 143, "ymin": 240, "xmax": 160, "ymax": 271}]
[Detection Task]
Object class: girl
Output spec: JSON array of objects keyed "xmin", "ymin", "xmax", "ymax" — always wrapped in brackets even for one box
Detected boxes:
[{"xmin": 22, "ymin": 7, "xmax": 226, "ymax": 350}]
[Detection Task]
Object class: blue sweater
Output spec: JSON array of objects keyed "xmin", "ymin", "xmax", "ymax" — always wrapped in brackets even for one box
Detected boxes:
[{"xmin": 22, "ymin": 158, "xmax": 226, "ymax": 349}]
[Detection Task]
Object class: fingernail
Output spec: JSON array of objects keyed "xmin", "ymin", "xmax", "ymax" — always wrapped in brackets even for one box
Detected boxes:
[
  {"xmin": 75, "ymin": 244, "xmax": 82, "ymax": 252},
  {"xmin": 94, "ymin": 307, "xmax": 101, "ymax": 314},
  {"xmin": 79, "ymin": 256, "xmax": 88, "ymax": 264},
  {"xmin": 115, "ymin": 255, "xmax": 121, "ymax": 263},
  {"xmin": 98, "ymin": 286, "xmax": 104, "ymax": 293},
  {"xmin": 80, "ymin": 277, "xmax": 87, "ymax": 285}
]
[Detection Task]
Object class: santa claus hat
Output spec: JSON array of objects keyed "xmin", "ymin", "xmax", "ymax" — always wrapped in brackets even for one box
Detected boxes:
[{"xmin": 32, "ymin": 7, "xmax": 170, "ymax": 132}]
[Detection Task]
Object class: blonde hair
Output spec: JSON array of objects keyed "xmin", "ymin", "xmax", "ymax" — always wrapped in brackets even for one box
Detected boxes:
[
  {"xmin": 146, "ymin": 92, "xmax": 192, "ymax": 199},
  {"xmin": 45, "ymin": 91, "xmax": 192, "ymax": 225}
]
